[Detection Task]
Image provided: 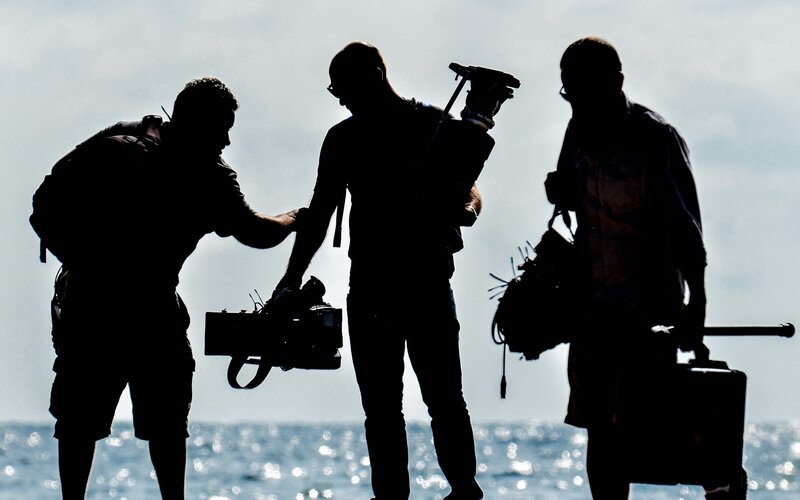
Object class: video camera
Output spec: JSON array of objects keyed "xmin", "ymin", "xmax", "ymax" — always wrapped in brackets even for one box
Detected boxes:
[{"xmin": 205, "ymin": 276, "xmax": 343, "ymax": 389}]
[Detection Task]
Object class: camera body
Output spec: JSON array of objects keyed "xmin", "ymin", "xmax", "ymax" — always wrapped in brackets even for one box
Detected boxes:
[{"xmin": 205, "ymin": 276, "xmax": 343, "ymax": 371}]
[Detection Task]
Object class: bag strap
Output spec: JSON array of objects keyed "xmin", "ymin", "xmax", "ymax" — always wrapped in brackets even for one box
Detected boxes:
[
  {"xmin": 332, "ymin": 186, "xmax": 346, "ymax": 248},
  {"xmin": 548, "ymin": 205, "xmax": 574, "ymax": 238},
  {"xmin": 226, "ymin": 356, "xmax": 273, "ymax": 389}
]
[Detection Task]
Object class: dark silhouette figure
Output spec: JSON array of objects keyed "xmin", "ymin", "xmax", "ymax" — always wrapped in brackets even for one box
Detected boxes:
[
  {"xmin": 30, "ymin": 77, "xmax": 302, "ymax": 499},
  {"xmin": 274, "ymin": 42, "xmax": 511, "ymax": 499},
  {"xmin": 544, "ymin": 37, "xmax": 745, "ymax": 499}
]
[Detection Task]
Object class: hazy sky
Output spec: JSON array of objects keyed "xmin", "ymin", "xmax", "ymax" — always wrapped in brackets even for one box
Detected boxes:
[{"xmin": 2, "ymin": 1, "xmax": 798, "ymax": 427}]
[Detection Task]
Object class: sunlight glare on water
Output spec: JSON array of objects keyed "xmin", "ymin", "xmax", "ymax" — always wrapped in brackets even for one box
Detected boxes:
[{"xmin": 0, "ymin": 421, "xmax": 798, "ymax": 498}]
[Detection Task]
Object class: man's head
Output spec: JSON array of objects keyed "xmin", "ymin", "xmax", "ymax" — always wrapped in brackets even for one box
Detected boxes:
[
  {"xmin": 171, "ymin": 77, "xmax": 239, "ymax": 156},
  {"xmin": 559, "ymin": 36, "xmax": 624, "ymax": 118},
  {"xmin": 327, "ymin": 41, "xmax": 392, "ymax": 116}
]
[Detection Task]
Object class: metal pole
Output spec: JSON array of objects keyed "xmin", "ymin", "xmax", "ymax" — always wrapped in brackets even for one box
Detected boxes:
[{"xmin": 703, "ymin": 323, "xmax": 794, "ymax": 338}]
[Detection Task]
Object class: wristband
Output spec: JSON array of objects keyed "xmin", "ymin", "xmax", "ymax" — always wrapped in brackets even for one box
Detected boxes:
[{"xmin": 460, "ymin": 108, "xmax": 495, "ymax": 130}]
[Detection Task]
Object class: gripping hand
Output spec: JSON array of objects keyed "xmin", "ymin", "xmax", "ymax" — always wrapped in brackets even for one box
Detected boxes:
[{"xmin": 450, "ymin": 63, "xmax": 520, "ymax": 130}]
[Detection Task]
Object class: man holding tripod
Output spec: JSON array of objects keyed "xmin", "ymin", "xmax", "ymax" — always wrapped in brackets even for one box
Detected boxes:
[{"xmin": 275, "ymin": 41, "xmax": 516, "ymax": 499}]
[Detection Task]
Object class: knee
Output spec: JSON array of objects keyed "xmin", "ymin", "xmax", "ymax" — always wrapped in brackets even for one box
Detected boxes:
[{"xmin": 427, "ymin": 397, "xmax": 469, "ymax": 422}]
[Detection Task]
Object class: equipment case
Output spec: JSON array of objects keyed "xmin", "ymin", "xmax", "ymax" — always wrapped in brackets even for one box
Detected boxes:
[{"xmin": 619, "ymin": 356, "xmax": 747, "ymax": 487}]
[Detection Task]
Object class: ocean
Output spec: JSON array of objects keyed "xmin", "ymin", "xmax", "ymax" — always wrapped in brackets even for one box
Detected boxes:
[{"xmin": 1, "ymin": 420, "xmax": 797, "ymax": 499}]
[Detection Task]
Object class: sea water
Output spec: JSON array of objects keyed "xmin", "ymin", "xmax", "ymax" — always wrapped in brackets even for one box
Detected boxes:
[{"xmin": 1, "ymin": 420, "xmax": 797, "ymax": 499}]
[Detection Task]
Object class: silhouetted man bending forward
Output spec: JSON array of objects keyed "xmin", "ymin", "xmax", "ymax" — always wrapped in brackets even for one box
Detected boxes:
[{"xmin": 31, "ymin": 77, "xmax": 302, "ymax": 499}]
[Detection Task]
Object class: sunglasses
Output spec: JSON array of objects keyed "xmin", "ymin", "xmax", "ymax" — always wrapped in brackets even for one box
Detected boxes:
[{"xmin": 327, "ymin": 83, "xmax": 340, "ymax": 99}]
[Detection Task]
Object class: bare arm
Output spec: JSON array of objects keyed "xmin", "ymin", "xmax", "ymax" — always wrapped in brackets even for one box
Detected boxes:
[
  {"xmin": 275, "ymin": 193, "xmax": 337, "ymax": 291},
  {"xmin": 458, "ymin": 184, "xmax": 482, "ymax": 227},
  {"xmin": 231, "ymin": 208, "xmax": 303, "ymax": 249},
  {"xmin": 275, "ymin": 127, "xmax": 348, "ymax": 291}
]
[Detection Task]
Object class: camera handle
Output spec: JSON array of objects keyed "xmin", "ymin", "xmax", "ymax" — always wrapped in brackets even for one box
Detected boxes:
[
  {"xmin": 441, "ymin": 70, "xmax": 470, "ymax": 119},
  {"xmin": 227, "ymin": 355, "xmax": 273, "ymax": 389},
  {"xmin": 653, "ymin": 323, "xmax": 795, "ymax": 366}
]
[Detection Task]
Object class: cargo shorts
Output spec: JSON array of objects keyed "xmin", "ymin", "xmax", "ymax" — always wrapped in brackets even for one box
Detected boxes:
[{"xmin": 49, "ymin": 293, "xmax": 195, "ymax": 441}]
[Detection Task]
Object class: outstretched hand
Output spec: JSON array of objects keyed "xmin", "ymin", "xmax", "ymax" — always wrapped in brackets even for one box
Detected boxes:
[{"xmin": 280, "ymin": 207, "xmax": 308, "ymax": 231}]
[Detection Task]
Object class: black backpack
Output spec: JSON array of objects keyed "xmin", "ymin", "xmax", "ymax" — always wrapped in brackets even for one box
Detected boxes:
[{"xmin": 30, "ymin": 115, "xmax": 162, "ymax": 265}]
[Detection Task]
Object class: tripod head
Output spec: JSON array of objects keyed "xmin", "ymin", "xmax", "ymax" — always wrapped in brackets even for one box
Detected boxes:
[
  {"xmin": 440, "ymin": 62, "xmax": 521, "ymax": 128},
  {"xmin": 449, "ymin": 62, "xmax": 520, "ymax": 91}
]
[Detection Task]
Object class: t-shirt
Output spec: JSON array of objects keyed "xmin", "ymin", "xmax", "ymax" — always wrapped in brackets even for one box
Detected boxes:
[{"xmin": 312, "ymin": 99, "xmax": 494, "ymax": 287}]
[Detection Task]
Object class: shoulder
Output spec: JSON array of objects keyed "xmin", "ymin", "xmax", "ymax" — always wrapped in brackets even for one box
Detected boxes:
[
  {"xmin": 411, "ymin": 99, "xmax": 444, "ymax": 116},
  {"xmin": 409, "ymin": 99, "xmax": 450, "ymax": 126},
  {"xmin": 328, "ymin": 116, "xmax": 355, "ymax": 136},
  {"xmin": 628, "ymin": 102, "xmax": 692, "ymax": 174},
  {"xmin": 212, "ymin": 157, "xmax": 239, "ymax": 181},
  {"xmin": 189, "ymin": 156, "xmax": 244, "ymax": 204},
  {"xmin": 187, "ymin": 152, "xmax": 240, "ymax": 183},
  {"xmin": 629, "ymin": 101, "xmax": 683, "ymax": 139},
  {"xmin": 322, "ymin": 117, "xmax": 361, "ymax": 156}
]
